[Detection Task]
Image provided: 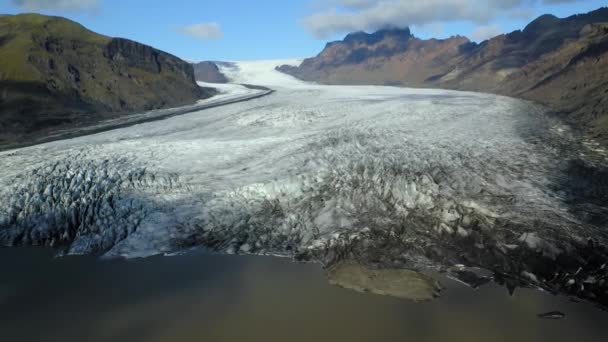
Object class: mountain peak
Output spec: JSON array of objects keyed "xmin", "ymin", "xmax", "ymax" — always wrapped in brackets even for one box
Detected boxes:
[
  {"xmin": 343, "ymin": 27, "xmax": 412, "ymax": 45},
  {"xmin": 523, "ymin": 14, "xmax": 560, "ymax": 35}
]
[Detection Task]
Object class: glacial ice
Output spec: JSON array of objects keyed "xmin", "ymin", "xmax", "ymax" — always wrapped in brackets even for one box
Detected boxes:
[{"xmin": 1, "ymin": 59, "xmax": 607, "ymax": 304}]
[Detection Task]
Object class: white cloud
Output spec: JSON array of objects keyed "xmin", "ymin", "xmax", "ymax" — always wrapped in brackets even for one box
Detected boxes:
[
  {"xmin": 302, "ymin": 0, "xmax": 595, "ymax": 38},
  {"xmin": 180, "ymin": 22, "xmax": 224, "ymax": 40},
  {"xmin": 470, "ymin": 25, "xmax": 504, "ymax": 41},
  {"xmin": 11, "ymin": 0, "xmax": 99, "ymax": 11},
  {"xmin": 413, "ymin": 22, "xmax": 446, "ymax": 37},
  {"xmin": 336, "ymin": 0, "xmax": 378, "ymax": 8}
]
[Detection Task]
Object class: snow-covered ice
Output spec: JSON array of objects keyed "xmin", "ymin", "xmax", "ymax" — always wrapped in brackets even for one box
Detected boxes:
[
  {"xmin": 218, "ymin": 59, "xmax": 305, "ymax": 88},
  {"xmin": 0, "ymin": 60, "xmax": 605, "ymax": 269}
]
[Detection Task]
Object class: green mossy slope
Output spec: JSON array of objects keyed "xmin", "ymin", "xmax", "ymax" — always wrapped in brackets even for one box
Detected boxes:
[{"xmin": 0, "ymin": 13, "xmax": 213, "ymax": 146}]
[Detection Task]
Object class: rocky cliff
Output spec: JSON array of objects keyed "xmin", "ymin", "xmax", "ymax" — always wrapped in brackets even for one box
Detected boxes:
[
  {"xmin": 193, "ymin": 61, "xmax": 228, "ymax": 83},
  {"xmin": 279, "ymin": 7, "xmax": 608, "ymax": 143},
  {"xmin": 0, "ymin": 13, "xmax": 214, "ymax": 147}
]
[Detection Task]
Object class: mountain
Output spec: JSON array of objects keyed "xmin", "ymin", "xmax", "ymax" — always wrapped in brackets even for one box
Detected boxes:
[
  {"xmin": 429, "ymin": 8, "xmax": 608, "ymax": 91},
  {"xmin": 193, "ymin": 61, "xmax": 228, "ymax": 83},
  {"xmin": 0, "ymin": 13, "xmax": 214, "ymax": 147},
  {"xmin": 278, "ymin": 27, "xmax": 471, "ymax": 86},
  {"xmin": 511, "ymin": 23, "xmax": 608, "ymax": 140},
  {"xmin": 431, "ymin": 9, "xmax": 608, "ymax": 141},
  {"xmin": 279, "ymin": 8, "xmax": 608, "ymax": 142}
]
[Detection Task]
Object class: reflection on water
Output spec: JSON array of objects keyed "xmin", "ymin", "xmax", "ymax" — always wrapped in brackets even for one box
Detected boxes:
[{"xmin": 0, "ymin": 247, "xmax": 607, "ymax": 342}]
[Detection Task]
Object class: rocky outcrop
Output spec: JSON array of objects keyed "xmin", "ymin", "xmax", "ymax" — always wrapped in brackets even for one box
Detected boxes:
[
  {"xmin": 0, "ymin": 13, "xmax": 214, "ymax": 149},
  {"xmin": 193, "ymin": 61, "xmax": 228, "ymax": 83},
  {"xmin": 104, "ymin": 38, "xmax": 197, "ymax": 82},
  {"xmin": 327, "ymin": 262, "xmax": 443, "ymax": 301},
  {"xmin": 279, "ymin": 7, "xmax": 608, "ymax": 143}
]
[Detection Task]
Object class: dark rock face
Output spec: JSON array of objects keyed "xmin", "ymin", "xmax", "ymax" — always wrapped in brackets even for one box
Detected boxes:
[
  {"xmin": 104, "ymin": 38, "xmax": 162, "ymax": 73},
  {"xmin": 104, "ymin": 38, "xmax": 197, "ymax": 83},
  {"xmin": 328, "ymin": 29, "xmax": 413, "ymax": 66},
  {"xmin": 192, "ymin": 61, "xmax": 229, "ymax": 83},
  {"xmin": 342, "ymin": 27, "xmax": 412, "ymax": 46},
  {"xmin": 279, "ymin": 7, "xmax": 608, "ymax": 143},
  {"xmin": 0, "ymin": 14, "xmax": 212, "ymax": 149}
]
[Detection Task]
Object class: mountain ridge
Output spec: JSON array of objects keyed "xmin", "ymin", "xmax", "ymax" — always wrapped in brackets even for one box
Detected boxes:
[{"xmin": 278, "ymin": 28, "xmax": 470, "ymax": 87}]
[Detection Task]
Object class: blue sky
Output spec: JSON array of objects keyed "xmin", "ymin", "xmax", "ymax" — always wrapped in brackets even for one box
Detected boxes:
[{"xmin": 1, "ymin": 0, "xmax": 606, "ymax": 61}]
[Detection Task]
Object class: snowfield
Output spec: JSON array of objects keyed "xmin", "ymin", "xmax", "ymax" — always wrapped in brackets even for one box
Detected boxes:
[{"xmin": 1, "ymin": 60, "xmax": 607, "ymax": 303}]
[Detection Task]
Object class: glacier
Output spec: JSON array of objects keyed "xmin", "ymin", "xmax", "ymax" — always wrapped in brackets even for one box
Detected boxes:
[{"xmin": 1, "ymin": 59, "xmax": 607, "ymax": 306}]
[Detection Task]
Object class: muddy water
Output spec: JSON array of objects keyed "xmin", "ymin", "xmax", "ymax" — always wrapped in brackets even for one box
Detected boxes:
[{"xmin": 0, "ymin": 248, "xmax": 607, "ymax": 342}]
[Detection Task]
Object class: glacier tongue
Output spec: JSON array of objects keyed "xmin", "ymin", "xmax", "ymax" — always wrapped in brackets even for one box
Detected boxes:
[{"xmin": 1, "ymin": 59, "xmax": 607, "ymax": 306}]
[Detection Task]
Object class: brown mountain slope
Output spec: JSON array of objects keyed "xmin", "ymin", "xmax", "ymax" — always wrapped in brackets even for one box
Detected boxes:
[
  {"xmin": 515, "ymin": 24, "xmax": 608, "ymax": 140},
  {"xmin": 431, "ymin": 8, "xmax": 608, "ymax": 91},
  {"xmin": 278, "ymin": 28, "xmax": 472, "ymax": 86},
  {"xmin": 0, "ymin": 13, "xmax": 214, "ymax": 147},
  {"xmin": 279, "ymin": 7, "xmax": 608, "ymax": 143}
]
